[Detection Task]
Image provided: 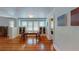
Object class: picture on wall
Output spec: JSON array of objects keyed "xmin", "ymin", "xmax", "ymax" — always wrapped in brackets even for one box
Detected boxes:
[
  {"xmin": 57, "ymin": 14, "xmax": 67, "ymax": 26},
  {"xmin": 71, "ymin": 7, "xmax": 79, "ymax": 26}
]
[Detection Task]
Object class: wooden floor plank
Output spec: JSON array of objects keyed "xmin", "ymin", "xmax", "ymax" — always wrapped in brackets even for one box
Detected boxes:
[{"xmin": 0, "ymin": 35, "xmax": 55, "ymax": 51}]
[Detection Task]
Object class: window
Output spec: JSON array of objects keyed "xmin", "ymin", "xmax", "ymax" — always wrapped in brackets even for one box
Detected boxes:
[
  {"xmin": 21, "ymin": 21, "xmax": 27, "ymax": 27},
  {"xmin": 39, "ymin": 21, "xmax": 45, "ymax": 27},
  {"xmin": 20, "ymin": 19, "xmax": 46, "ymax": 33},
  {"xmin": 34, "ymin": 21, "xmax": 39, "ymax": 32},
  {"xmin": 27, "ymin": 21, "xmax": 33, "ymax": 32}
]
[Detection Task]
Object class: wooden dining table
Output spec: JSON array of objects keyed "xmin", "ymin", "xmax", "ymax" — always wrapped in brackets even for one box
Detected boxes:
[{"xmin": 21, "ymin": 32, "xmax": 40, "ymax": 40}]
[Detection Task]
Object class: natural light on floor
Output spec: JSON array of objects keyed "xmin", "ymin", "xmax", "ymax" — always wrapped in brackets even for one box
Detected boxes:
[{"xmin": 27, "ymin": 38, "xmax": 37, "ymax": 45}]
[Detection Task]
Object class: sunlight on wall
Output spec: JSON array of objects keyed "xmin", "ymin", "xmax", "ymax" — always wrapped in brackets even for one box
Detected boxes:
[{"xmin": 9, "ymin": 20, "xmax": 14, "ymax": 27}]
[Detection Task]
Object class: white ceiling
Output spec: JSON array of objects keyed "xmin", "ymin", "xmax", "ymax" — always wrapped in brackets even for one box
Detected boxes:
[{"xmin": 0, "ymin": 7, "xmax": 54, "ymax": 18}]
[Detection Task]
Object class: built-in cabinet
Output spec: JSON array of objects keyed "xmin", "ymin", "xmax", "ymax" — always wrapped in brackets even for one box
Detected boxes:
[
  {"xmin": 39, "ymin": 27, "xmax": 46, "ymax": 34},
  {"xmin": 19, "ymin": 27, "xmax": 25, "ymax": 34},
  {"xmin": 0, "ymin": 26, "xmax": 8, "ymax": 37}
]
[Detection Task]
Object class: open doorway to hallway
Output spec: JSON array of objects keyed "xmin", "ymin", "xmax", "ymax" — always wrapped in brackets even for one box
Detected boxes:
[{"xmin": 0, "ymin": 7, "xmax": 55, "ymax": 51}]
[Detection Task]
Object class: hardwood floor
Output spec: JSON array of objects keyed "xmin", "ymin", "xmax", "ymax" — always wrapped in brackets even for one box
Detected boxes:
[{"xmin": 0, "ymin": 36, "xmax": 55, "ymax": 51}]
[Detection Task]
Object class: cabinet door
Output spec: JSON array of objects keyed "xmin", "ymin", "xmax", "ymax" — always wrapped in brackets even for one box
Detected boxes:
[
  {"xmin": 19, "ymin": 27, "xmax": 25, "ymax": 34},
  {"xmin": 39, "ymin": 27, "xmax": 42, "ymax": 34},
  {"xmin": 43, "ymin": 27, "xmax": 46, "ymax": 34}
]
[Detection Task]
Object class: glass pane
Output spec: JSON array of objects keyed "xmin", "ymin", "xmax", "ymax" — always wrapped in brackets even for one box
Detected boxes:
[
  {"xmin": 21, "ymin": 21, "xmax": 27, "ymax": 27},
  {"xmin": 34, "ymin": 21, "xmax": 39, "ymax": 32},
  {"xmin": 39, "ymin": 21, "xmax": 45, "ymax": 27},
  {"xmin": 27, "ymin": 21, "xmax": 33, "ymax": 32}
]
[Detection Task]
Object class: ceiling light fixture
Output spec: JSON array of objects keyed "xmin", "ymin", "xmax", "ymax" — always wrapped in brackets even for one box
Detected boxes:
[{"xmin": 28, "ymin": 14, "xmax": 34, "ymax": 18}]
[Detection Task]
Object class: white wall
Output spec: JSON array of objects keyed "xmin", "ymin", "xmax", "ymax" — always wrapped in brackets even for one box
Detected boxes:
[
  {"xmin": 8, "ymin": 27, "xmax": 18, "ymax": 39},
  {"xmin": 53, "ymin": 7, "xmax": 79, "ymax": 51},
  {"xmin": 46, "ymin": 18, "xmax": 51, "ymax": 40},
  {"xmin": 0, "ymin": 17, "xmax": 18, "ymax": 39},
  {"xmin": 0, "ymin": 17, "xmax": 17, "ymax": 26},
  {"xmin": 46, "ymin": 9, "xmax": 54, "ymax": 40},
  {"xmin": 0, "ymin": 17, "xmax": 9, "ymax": 26}
]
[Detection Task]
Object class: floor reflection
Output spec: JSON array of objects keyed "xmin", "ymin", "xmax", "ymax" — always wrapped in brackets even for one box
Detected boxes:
[
  {"xmin": 27, "ymin": 38, "xmax": 38, "ymax": 45},
  {"xmin": 39, "ymin": 43, "xmax": 45, "ymax": 50},
  {"xmin": 0, "ymin": 36, "xmax": 53, "ymax": 51},
  {"xmin": 26, "ymin": 37, "xmax": 45, "ymax": 50}
]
